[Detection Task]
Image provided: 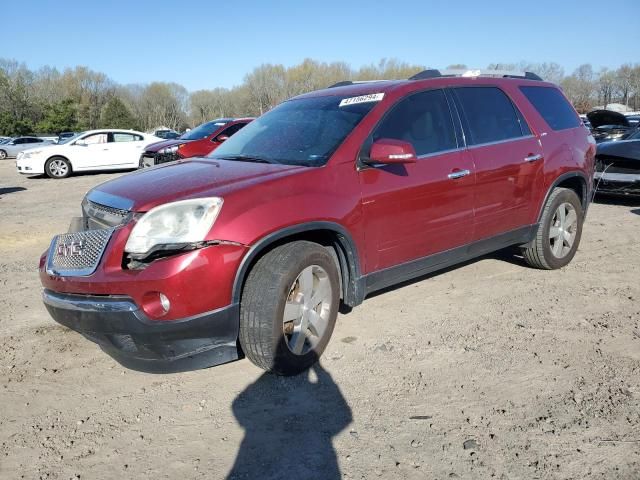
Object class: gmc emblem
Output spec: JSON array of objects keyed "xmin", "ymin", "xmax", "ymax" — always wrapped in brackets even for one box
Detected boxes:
[{"xmin": 56, "ymin": 240, "xmax": 84, "ymax": 257}]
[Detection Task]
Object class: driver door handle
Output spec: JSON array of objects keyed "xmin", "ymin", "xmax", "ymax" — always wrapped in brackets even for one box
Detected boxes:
[
  {"xmin": 448, "ymin": 169, "xmax": 471, "ymax": 180},
  {"xmin": 524, "ymin": 154, "xmax": 543, "ymax": 162}
]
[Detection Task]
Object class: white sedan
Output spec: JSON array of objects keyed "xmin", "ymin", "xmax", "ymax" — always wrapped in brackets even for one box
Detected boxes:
[{"xmin": 16, "ymin": 129, "xmax": 161, "ymax": 178}]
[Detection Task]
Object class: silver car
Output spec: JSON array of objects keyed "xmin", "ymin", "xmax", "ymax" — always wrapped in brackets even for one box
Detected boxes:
[{"xmin": 0, "ymin": 136, "xmax": 53, "ymax": 159}]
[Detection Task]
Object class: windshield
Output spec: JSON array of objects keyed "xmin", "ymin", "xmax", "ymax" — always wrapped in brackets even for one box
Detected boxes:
[
  {"xmin": 58, "ymin": 132, "xmax": 84, "ymax": 145},
  {"xmin": 209, "ymin": 95, "xmax": 379, "ymax": 166},
  {"xmin": 181, "ymin": 121, "xmax": 227, "ymax": 140}
]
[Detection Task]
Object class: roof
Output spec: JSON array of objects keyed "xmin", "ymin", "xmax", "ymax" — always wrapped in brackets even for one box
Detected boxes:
[{"xmin": 293, "ymin": 76, "xmax": 554, "ymax": 102}]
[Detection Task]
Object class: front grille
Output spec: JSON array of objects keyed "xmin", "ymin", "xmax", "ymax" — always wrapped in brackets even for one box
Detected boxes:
[
  {"xmin": 47, "ymin": 228, "xmax": 114, "ymax": 276},
  {"xmin": 83, "ymin": 200, "xmax": 131, "ymax": 230},
  {"xmin": 88, "ymin": 201, "xmax": 128, "ymax": 218}
]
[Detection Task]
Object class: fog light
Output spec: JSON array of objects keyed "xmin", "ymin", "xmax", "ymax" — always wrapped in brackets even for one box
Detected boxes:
[
  {"xmin": 159, "ymin": 293, "xmax": 171, "ymax": 313},
  {"xmin": 141, "ymin": 291, "xmax": 171, "ymax": 318}
]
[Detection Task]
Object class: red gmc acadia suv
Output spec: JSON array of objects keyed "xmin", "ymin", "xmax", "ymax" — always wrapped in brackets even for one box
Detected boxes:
[{"xmin": 40, "ymin": 69, "xmax": 595, "ymax": 375}]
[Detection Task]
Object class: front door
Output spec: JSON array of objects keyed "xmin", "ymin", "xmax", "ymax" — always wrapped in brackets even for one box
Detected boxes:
[
  {"xmin": 73, "ymin": 132, "xmax": 110, "ymax": 170},
  {"xmin": 358, "ymin": 89, "xmax": 475, "ymax": 273}
]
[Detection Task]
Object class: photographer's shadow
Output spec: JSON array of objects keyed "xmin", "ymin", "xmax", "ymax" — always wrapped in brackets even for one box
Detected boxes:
[{"xmin": 227, "ymin": 361, "xmax": 351, "ymax": 480}]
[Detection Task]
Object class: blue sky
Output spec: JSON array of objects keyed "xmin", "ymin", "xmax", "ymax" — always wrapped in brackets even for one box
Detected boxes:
[{"xmin": 3, "ymin": 0, "xmax": 639, "ymax": 91}]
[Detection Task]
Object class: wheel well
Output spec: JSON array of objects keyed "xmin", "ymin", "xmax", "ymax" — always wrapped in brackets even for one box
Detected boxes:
[
  {"xmin": 234, "ymin": 228, "xmax": 362, "ymax": 308},
  {"xmin": 555, "ymin": 175, "xmax": 587, "ymax": 209}
]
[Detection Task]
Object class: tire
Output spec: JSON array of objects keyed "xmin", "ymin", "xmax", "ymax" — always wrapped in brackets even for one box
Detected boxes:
[
  {"xmin": 0, "ymin": 150, "xmax": 7, "ymax": 160},
  {"xmin": 522, "ymin": 187, "xmax": 583, "ymax": 270},
  {"xmin": 239, "ymin": 241, "xmax": 340, "ymax": 376},
  {"xmin": 45, "ymin": 156, "xmax": 72, "ymax": 179}
]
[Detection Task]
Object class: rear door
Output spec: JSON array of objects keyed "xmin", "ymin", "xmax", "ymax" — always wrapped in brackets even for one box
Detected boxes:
[
  {"xmin": 106, "ymin": 132, "xmax": 147, "ymax": 167},
  {"xmin": 452, "ymin": 86, "xmax": 543, "ymax": 240},
  {"xmin": 358, "ymin": 88, "xmax": 475, "ymax": 272}
]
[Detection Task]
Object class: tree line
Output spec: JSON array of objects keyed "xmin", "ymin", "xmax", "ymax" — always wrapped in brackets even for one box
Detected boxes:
[{"xmin": 1, "ymin": 58, "xmax": 639, "ymax": 136}]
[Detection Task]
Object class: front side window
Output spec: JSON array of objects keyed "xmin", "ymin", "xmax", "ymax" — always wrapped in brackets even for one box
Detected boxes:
[
  {"xmin": 520, "ymin": 86, "xmax": 581, "ymax": 131},
  {"xmin": 454, "ymin": 87, "xmax": 528, "ymax": 145},
  {"xmin": 215, "ymin": 122, "xmax": 246, "ymax": 141},
  {"xmin": 210, "ymin": 95, "xmax": 379, "ymax": 166},
  {"xmin": 372, "ymin": 89, "xmax": 457, "ymax": 156},
  {"xmin": 82, "ymin": 133, "xmax": 108, "ymax": 145},
  {"xmin": 181, "ymin": 121, "xmax": 228, "ymax": 140}
]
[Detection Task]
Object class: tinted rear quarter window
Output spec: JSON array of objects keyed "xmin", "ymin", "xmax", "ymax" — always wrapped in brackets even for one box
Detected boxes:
[
  {"xmin": 454, "ymin": 87, "xmax": 528, "ymax": 145},
  {"xmin": 520, "ymin": 86, "xmax": 580, "ymax": 131}
]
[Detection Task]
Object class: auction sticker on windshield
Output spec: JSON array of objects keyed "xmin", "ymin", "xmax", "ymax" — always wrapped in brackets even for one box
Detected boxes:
[{"xmin": 339, "ymin": 93, "xmax": 384, "ymax": 107}]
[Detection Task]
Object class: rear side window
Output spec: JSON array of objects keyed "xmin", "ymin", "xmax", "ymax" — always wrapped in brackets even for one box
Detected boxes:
[
  {"xmin": 520, "ymin": 86, "xmax": 580, "ymax": 131},
  {"xmin": 454, "ymin": 87, "xmax": 528, "ymax": 145},
  {"xmin": 373, "ymin": 89, "xmax": 458, "ymax": 156}
]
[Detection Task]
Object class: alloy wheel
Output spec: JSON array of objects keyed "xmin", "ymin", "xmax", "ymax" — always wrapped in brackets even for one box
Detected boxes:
[
  {"xmin": 49, "ymin": 159, "xmax": 68, "ymax": 177},
  {"xmin": 549, "ymin": 202, "xmax": 578, "ymax": 258},
  {"xmin": 282, "ymin": 265, "xmax": 333, "ymax": 355}
]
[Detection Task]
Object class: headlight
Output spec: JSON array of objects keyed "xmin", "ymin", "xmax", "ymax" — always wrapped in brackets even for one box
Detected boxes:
[
  {"xmin": 124, "ymin": 197, "xmax": 223, "ymax": 255},
  {"xmin": 159, "ymin": 145, "xmax": 180, "ymax": 155},
  {"xmin": 21, "ymin": 149, "xmax": 42, "ymax": 159}
]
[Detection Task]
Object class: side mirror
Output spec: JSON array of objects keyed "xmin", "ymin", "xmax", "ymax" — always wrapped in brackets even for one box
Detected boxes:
[
  {"xmin": 74, "ymin": 140, "xmax": 87, "ymax": 146},
  {"xmin": 368, "ymin": 138, "xmax": 417, "ymax": 165},
  {"xmin": 216, "ymin": 135, "xmax": 230, "ymax": 143}
]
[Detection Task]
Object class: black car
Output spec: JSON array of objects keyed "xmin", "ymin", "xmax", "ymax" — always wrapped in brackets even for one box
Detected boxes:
[
  {"xmin": 595, "ymin": 127, "xmax": 640, "ymax": 196},
  {"xmin": 587, "ymin": 110, "xmax": 632, "ymax": 143}
]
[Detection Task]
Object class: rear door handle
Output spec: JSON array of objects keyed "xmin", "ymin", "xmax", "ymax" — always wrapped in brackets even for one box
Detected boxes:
[
  {"xmin": 524, "ymin": 154, "xmax": 543, "ymax": 162},
  {"xmin": 448, "ymin": 169, "xmax": 471, "ymax": 180}
]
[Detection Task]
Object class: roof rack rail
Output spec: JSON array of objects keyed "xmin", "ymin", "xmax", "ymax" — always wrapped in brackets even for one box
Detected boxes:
[
  {"xmin": 327, "ymin": 79, "xmax": 389, "ymax": 88},
  {"xmin": 409, "ymin": 69, "xmax": 543, "ymax": 81}
]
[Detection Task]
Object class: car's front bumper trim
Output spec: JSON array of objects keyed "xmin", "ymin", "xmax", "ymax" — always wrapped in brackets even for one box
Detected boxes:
[{"xmin": 43, "ymin": 289, "xmax": 240, "ymax": 373}]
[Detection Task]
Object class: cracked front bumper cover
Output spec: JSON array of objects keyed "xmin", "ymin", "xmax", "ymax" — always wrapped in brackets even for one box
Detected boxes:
[{"xmin": 43, "ymin": 289, "xmax": 240, "ymax": 373}]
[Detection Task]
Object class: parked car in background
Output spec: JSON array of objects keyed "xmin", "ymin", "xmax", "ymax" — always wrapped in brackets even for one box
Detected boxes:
[
  {"xmin": 595, "ymin": 127, "xmax": 640, "ymax": 196},
  {"xmin": 0, "ymin": 136, "xmax": 53, "ymax": 159},
  {"xmin": 0, "ymin": 137, "xmax": 13, "ymax": 145},
  {"xmin": 140, "ymin": 118, "xmax": 253, "ymax": 167},
  {"xmin": 40, "ymin": 69, "xmax": 594, "ymax": 375},
  {"xmin": 152, "ymin": 129, "xmax": 181, "ymax": 140},
  {"xmin": 57, "ymin": 132, "xmax": 77, "ymax": 143},
  {"xmin": 16, "ymin": 129, "xmax": 161, "ymax": 178},
  {"xmin": 587, "ymin": 110, "xmax": 632, "ymax": 143}
]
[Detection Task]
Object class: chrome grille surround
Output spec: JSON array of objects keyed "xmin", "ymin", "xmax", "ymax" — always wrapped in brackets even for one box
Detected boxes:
[{"xmin": 46, "ymin": 228, "xmax": 114, "ymax": 277}]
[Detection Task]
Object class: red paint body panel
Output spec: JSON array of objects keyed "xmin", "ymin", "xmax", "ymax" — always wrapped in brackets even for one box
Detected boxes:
[
  {"xmin": 39, "ymin": 224, "xmax": 248, "ymax": 321},
  {"xmin": 41, "ymin": 76, "xmax": 594, "ymax": 324}
]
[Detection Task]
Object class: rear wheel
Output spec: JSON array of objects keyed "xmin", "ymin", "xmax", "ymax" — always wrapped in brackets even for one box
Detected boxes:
[
  {"xmin": 522, "ymin": 187, "xmax": 583, "ymax": 269},
  {"xmin": 0, "ymin": 150, "xmax": 7, "ymax": 160},
  {"xmin": 239, "ymin": 241, "xmax": 340, "ymax": 375},
  {"xmin": 45, "ymin": 156, "xmax": 71, "ymax": 179}
]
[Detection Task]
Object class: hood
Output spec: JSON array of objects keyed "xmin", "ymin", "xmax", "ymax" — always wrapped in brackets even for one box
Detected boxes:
[
  {"xmin": 89, "ymin": 157, "xmax": 306, "ymax": 211},
  {"xmin": 587, "ymin": 110, "xmax": 630, "ymax": 129},
  {"xmin": 144, "ymin": 137, "xmax": 191, "ymax": 152},
  {"xmin": 596, "ymin": 138, "xmax": 640, "ymax": 161}
]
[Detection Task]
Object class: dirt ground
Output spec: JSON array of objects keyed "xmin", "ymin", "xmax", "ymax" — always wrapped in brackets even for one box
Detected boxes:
[{"xmin": 0, "ymin": 160, "xmax": 638, "ymax": 480}]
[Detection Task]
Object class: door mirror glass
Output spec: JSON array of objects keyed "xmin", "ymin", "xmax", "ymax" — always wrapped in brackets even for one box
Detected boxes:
[
  {"xmin": 216, "ymin": 134, "xmax": 230, "ymax": 143},
  {"xmin": 368, "ymin": 139, "xmax": 417, "ymax": 165},
  {"xmin": 74, "ymin": 140, "xmax": 87, "ymax": 146}
]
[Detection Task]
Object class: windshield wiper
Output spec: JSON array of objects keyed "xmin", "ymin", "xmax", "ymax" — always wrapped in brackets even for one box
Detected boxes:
[{"xmin": 216, "ymin": 155, "xmax": 277, "ymax": 164}]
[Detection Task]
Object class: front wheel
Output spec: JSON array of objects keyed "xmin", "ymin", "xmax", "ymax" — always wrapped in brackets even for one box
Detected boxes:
[
  {"xmin": 522, "ymin": 187, "xmax": 583, "ymax": 269},
  {"xmin": 45, "ymin": 157, "xmax": 72, "ymax": 179},
  {"xmin": 239, "ymin": 241, "xmax": 340, "ymax": 376},
  {"xmin": 0, "ymin": 150, "xmax": 7, "ymax": 160}
]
